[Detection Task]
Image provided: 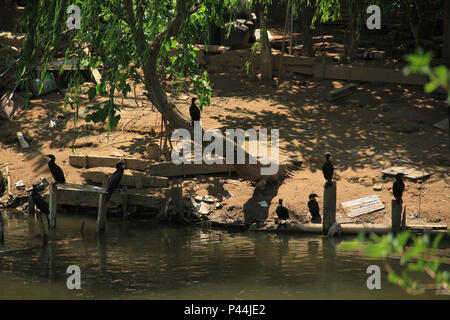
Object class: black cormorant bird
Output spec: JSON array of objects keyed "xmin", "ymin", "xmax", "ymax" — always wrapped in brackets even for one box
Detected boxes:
[
  {"xmin": 189, "ymin": 97, "xmax": 200, "ymax": 126},
  {"xmin": 47, "ymin": 154, "xmax": 65, "ymax": 184},
  {"xmin": 393, "ymin": 173, "xmax": 405, "ymax": 204},
  {"xmin": 104, "ymin": 162, "xmax": 125, "ymax": 203},
  {"xmin": 322, "ymin": 153, "xmax": 334, "ymax": 187},
  {"xmin": 276, "ymin": 198, "xmax": 290, "ymax": 228},
  {"xmin": 31, "ymin": 184, "xmax": 50, "ymax": 227},
  {"xmin": 308, "ymin": 193, "xmax": 321, "ymax": 224}
]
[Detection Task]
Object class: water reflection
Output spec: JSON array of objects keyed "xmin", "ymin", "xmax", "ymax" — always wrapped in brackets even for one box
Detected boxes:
[{"xmin": 0, "ymin": 213, "xmax": 448, "ymax": 300}]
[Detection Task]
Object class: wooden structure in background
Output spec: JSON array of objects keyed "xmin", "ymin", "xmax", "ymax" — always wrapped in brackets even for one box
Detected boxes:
[
  {"xmin": 69, "ymin": 155, "xmax": 236, "ymax": 177},
  {"xmin": 82, "ymin": 171, "xmax": 169, "ymax": 188}
]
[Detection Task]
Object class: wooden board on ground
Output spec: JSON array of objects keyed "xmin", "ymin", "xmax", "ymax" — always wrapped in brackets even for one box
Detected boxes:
[
  {"xmin": 326, "ymin": 83, "xmax": 357, "ymax": 101},
  {"xmin": 433, "ymin": 118, "xmax": 449, "ymax": 131},
  {"xmin": 341, "ymin": 195, "xmax": 385, "ymax": 218},
  {"xmin": 82, "ymin": 171, "xmax": 169, "ymax": 188},
  {"xmin": 381, "ymin": 166, "xmax": 433, "ymax": 181},
  {"xmin": 69, "ymin": 155, "xmax": 236, "ymax": 176}
]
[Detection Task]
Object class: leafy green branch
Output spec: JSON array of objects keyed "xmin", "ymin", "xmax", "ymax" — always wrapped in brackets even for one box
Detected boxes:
[{"xmin": 340, "ymin": 231, "xmax": 450, "ymax": 295}]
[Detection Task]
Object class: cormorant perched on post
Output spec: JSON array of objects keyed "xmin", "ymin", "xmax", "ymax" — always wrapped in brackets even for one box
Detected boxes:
[
  {"xmin": 308, "ymin": 193, "xmax": 321, "ymax": 224},
  {"xmin": 276, "ymin": 198, "xmax": 289, "ymax": 228},
  {"xmin": 322, "ymin": 153, "xmax": 334, "ymax": 187},
  {"xmin": 31, "ymin": 184, "xmax": 50, "ymax": 227},
  {"xmin": 104, "ymin": 162, "xmax": 125, "ymax": 203},
  {"xmin": 46, "ymin": 154, "xmax": 65, "ymax": 184},
  {"xmin": 393, "ymin": 173, "xmax": 405, "ymax": 204},
  {"xmin": 189, "ymin": 97, "xmax": 200, "ymax": 126}
]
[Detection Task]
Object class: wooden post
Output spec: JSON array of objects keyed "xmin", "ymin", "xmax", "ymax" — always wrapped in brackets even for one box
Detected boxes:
[
  {"xmin": 97, "ymin": 193, "xmax": 108, "ymax": 232},
  {"xmin": 49, "ymin": 183, "xmax": 57, "ymax": 228},
  {"xmin": 37, "ymin": 213, "xmax": 47, "ymax": 243},
  {"xmin": 322, "ymin": 182, "xmax": 336, "ymax": 235},
  {"xmin": 0, "ymin": 210, "xmax": 4, "ymax": 243},
  {"xmin": 391, "ymin": 200, "xmax": 402, "ymax": 234}
]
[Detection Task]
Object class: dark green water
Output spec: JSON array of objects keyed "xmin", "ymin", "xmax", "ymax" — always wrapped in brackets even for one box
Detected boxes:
[{"xmin": 0, "ymin": 211, "xmax": 449, "ymax": 300}]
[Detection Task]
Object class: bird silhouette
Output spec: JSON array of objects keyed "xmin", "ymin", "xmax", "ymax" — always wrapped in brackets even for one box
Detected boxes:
[
  {"xmin": 189, "ymin": 97, "xmax": 200, "ymax": 126},
  {"xmin": 47, "ymin": 154, "xmax": 65, "ymax": 184},
  {"xmin": 322, "ymin": 153, "xmax": 334, "ymax": 188},
  {"xmin": 104, "ymin": 162, "xmax": 125, "ymax": 203},
  {"xmin": 31, "ymin": 184, "xmax": 50, "ymax": 227},
  {"xmin": 308, "ymin": 193, "xmax": 321, "ymax": 224},
  {"xmin": 393, "ymin": 173, "xmax": 405, "ymax": 204},
  {"xmin": 276, "ymin": 198, "xmax": 289, "ymax": 228}
]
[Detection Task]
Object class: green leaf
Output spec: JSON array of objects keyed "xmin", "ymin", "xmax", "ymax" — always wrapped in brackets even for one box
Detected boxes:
[
  {"xmin": 434, "ymin": 65, "xmax": 449, "ymax": 84},
  {"xmin": 396, "ymin": 231, "xmax": 411, "ymax": 247},
  {"xmin": 388, "ymin": 272, "xmax": 400, "ymax": 285},
  {"xmin": 432, "ymin": 233, "xmax": 444, "ymax": 249},
  {"xmin": 424, "ymin": 80, "xmax": 440, "ymax": 93}
]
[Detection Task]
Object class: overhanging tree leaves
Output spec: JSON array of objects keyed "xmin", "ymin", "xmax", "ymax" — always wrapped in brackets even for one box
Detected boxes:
[{"xmin": 21, "ymin": 0, "xmax": 266, "ymax": 181}]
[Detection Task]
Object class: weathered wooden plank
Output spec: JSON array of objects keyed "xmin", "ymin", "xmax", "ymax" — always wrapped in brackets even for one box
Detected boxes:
[
  {"xmin": 312, "ymin": 64, "xmax": 429, "ymax": 85},
  {"xmin": 81, "ymin": 171, "xmax": 169, "ymax": 188},
  {"xmin": 45, "ymin": 188, "xmax": 164, "ymax": 209},
  {"xmin": 433, "ymin": 118, "xmax": 449, "ymax": 131},
  {"xmin": 69, "ymin": 155, "xmax": 236, "ymax": 176},
  {"xmin": 381, "ymin": 166, "xmax": 433, "ymax": 181},
  {"xmin": 326, "ymin": 83, "xmax": 357, "ymax": 102},
  {"xmin": 342, "ymin": 195, "xmax": 384, "ymax": 218}
]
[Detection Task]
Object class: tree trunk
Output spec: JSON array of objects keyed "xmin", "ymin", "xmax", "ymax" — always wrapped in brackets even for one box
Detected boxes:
[
  {"xmin": 124, "ymin": 0, "xmax": 265, "ymax": 183},
  {"xmin": 444, "ymin": 0, "xmax": 450, "ymax": 60},
  {"xmin": 259, "ymin": 6, "xmax": 272, "ymax": 80},
  {"xmin": 300, "ymin": 1, "xmax": 315, "ymax": 57}
]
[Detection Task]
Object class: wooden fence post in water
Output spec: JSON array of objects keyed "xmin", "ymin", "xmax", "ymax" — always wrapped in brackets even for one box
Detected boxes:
[
  {"xmin": 391, "ymin": 200, "xmax": 402, "ymax": 233},
  {"xmin": 97, "ymin": 193, "xmax": 108, "ymax": 233},
  {"xmin": 49, "ymin": 183, "xmax": 57, "ymax": 228},
  {"xmin": 322, "ymin": 182, "xmax": 337, "ymax": 235},
  {"xmin": 0, "ymin": 210, "xmax": 4, "ymax": 243},
  {"xmin": 37, "ymin": 213, "xmax": 47, "ymax": 243}
]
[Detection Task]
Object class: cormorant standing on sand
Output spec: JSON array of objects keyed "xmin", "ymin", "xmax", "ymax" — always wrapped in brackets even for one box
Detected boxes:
[
  {"xmin": 393, "ymin": 173, "xmax": 405, "ymax": 204},
  {"xmin": 308, "ymin": 193, "xmax": 321, "ymax": 224},
  {"xmin": 322, "ymin": 153, "xmax": 334, "ymax": 188},
  {"xmin": 189, "ymin": 97, "xmax": 200, "ymax": 126},
  {"xmin": 276, "ymin": 198, "xmax": 290, "ymax": 228},
  {"xmin": 31, "ymin": 184, "xmax": 50, "ymax": 227},
  {"xmin": 47, "ymin": 154, "xmax": 65, "ymax": 184},
  {"xmin": 105, "ymin": 162, "xmax": 125, "ymax": 203}
]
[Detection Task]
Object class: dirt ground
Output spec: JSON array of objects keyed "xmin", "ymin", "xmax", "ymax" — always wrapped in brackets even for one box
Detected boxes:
[{"xmin": 0, "ymin": 68, "xmax": 449, "ymax": 226}]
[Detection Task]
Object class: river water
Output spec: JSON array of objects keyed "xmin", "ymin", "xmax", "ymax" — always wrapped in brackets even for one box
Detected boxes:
[{"xmin": 0, "ymin": 211, "xmax": 449, "ymax": 300}]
